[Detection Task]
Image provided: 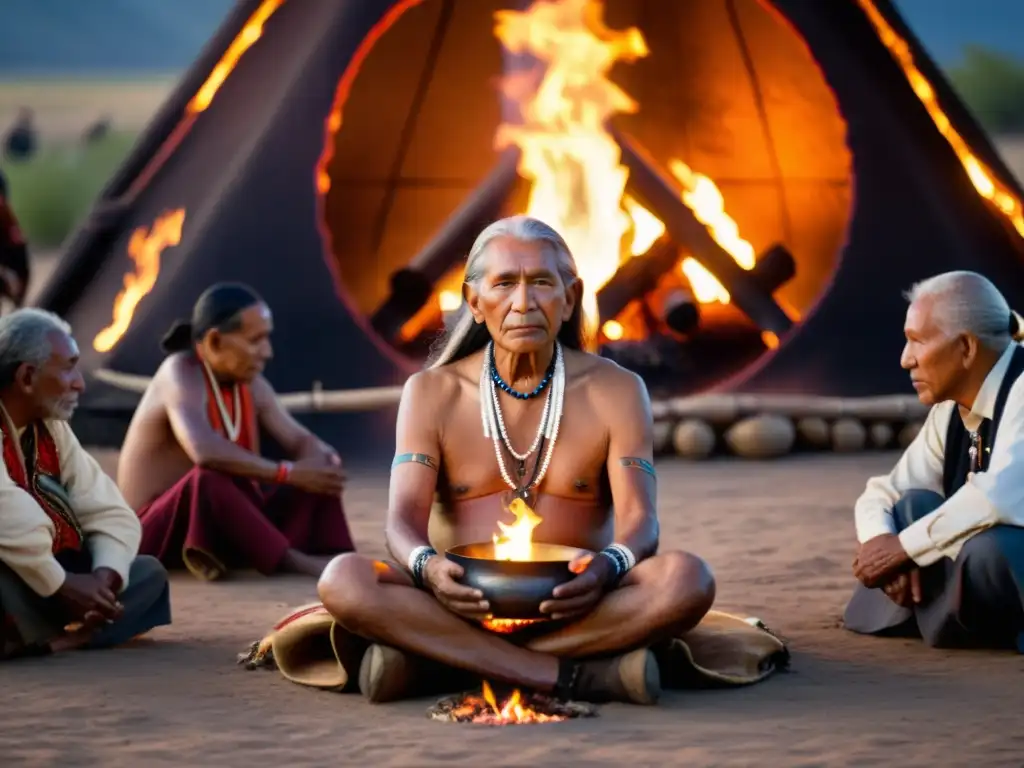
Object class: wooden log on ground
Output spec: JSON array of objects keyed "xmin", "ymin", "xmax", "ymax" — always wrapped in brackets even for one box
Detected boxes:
[{"xmin": 94, "ymin": 369, "xmax": 927, "ymax": 434}]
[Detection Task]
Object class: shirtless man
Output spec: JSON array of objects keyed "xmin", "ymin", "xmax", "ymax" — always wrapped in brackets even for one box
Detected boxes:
[
  {"xmin": 317, "ymin": 216, "xmax": 716, "ymax": 705},
  {"xmin": 118, "ymin": 283, "xmax": 354, "ymax": 581}
]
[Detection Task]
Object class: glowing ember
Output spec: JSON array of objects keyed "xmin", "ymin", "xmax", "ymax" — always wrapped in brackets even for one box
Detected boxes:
[
  {"xmin": 438, "ymin": 290, "xmax": 461, "ymax": 313},
  {"xmin": 493, "ymin": 0, "xmax": 648, "ymax": 343},
  {"xmin": 427, "ymin": 680, "xmax": 597, "ymax": 725},
  {"xmin": 93, "ymin": 209, "xmax": 186, "ymax": 353},
  {"xmin": 480, "ymin": 617, "xmax": 545, "ymax": 633},
  {"xmin": 493, "ymin": 497, "xmax": 543, "ymax": 561},
  {"xmin": 601, "ymin": 319, "xmax": 624, "ymax": 340},
  {"xmin": 856, "ymin": 0, "xmax": 1024, "ymax": 237},
  {"xmin": 187, "ymin": 0, "xmax": 286, "ymax": 115}
]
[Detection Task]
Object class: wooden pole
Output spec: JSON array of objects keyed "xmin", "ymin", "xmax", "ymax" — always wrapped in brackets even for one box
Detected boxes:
[{"xmin": 93, "ymin": 368, "xmax": 923, "ymax": 420}]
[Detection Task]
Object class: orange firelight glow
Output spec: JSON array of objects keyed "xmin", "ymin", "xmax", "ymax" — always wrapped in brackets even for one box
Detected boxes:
[
  {"xmin": 856, "ymin": 0, "xmax": 1024, "ymax": 237},
  {"xmin": 389, "ymin": 0, "xmax": 769, "ymax": 346},
  {"xmin": 493, "ymin": 0, "xmax": 647, "ymax": 344},
  {"xmin": 447, "ymin": 680, "xmax": 569, "ymax": 725},
  {"xmin": 93, "ymin": 209, "xmax": 186, "ymax": 352},
  {"xmin": 491, "ymin": 0, "xmax": 759, "ymax": 344},
  {"xmin": 187, "ymin": 0, "xmax": 286, "ymax": 115}
]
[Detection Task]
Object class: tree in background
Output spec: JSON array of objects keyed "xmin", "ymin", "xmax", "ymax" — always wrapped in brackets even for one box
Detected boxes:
[{"xmin": 947, "ymin": 45, "xmax": 1024, "ymax": 135}]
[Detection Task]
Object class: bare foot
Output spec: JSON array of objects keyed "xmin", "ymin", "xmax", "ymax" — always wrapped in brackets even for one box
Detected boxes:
[{"xmin": 280, "ymin": 550, "xmax": 334, "ymax": 577}]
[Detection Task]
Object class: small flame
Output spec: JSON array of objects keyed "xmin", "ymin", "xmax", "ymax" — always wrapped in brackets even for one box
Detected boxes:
[
  {"xmin": 856, "ymin": 0, "xmax": 1024, "ymax": 237},
  {"xmin": 93, "ymin": 209, "xmax": 186, "ymax": 352},
  {"xmin": 187, "ymin": 0, "xmax": 285, "ymax": 115},
  {"xmin": 456, "ymin": 681, "xmax": 563, "ymax": 724},
  {"xmin": 493, "ymin": 497, "xmax": 543, "ymax": 561}
]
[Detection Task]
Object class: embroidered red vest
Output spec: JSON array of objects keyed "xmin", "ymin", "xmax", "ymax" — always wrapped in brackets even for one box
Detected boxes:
[
  {"xmin": 202, "ymin": 365, "xmax": 258, "ymax": 453},
  {"xmin": 0, "ymin": 418, "xmax": 84, "ymax": 554}
]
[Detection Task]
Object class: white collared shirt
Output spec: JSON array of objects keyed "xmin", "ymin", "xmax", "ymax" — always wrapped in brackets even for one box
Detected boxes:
[{"xmin": 854, "ymin": 342, "xmax": 1024, "ymax": 567}]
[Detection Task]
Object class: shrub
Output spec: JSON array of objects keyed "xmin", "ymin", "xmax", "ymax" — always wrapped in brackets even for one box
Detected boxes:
[
  {"xmin": 0, "ymin": 131, "xmax": 137, "ymax": 249},
  {"xmin": 947, "ymin": 46, "xmax": 1024, "ymax": 136}
]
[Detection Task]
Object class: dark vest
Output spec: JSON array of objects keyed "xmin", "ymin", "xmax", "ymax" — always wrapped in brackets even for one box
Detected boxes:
[{"xmin": 943, "ymin": 345, "xmax": 1024, "ymax": 497}]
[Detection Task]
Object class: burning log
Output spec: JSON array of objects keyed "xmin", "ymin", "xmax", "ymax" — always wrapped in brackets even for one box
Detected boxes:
[
  {"xmin": 610, "ymin": 127, "xmax": 794, "ymax": 335},
  {"xmin": 596, "ymin": 241, "xmax": 796, "ymax": 332},
  {"xmin": 595, "ymin": 236, "xmax": 680, "ymax": 321},
  {"xmin": 661, "ymin": 289, "xmax": 700, "ymax": 336},
  {"xmin": 370, "ymin": 148, "xmax": 522, "ymax": 340},
  {"xmin": 427, "ymin": 681, "xmax": 598, "ymax": 725},
  {"xmin": 749, "ymin": 244, "xmax": 796, "ymax": 295}
]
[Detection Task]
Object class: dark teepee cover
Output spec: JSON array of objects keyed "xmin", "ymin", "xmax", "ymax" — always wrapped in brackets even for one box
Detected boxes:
[{"xmin": 35, "ymin": 0, "xmax": 1024, "ymax": 455}]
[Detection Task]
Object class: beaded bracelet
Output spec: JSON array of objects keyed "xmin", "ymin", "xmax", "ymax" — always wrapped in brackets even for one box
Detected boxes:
[
  {"xmin": 408, "ymin": 545, "xmax": 437, "ymax": 589},
  {"xmin": 274, "ymin": 460, "xmax": 293, "ymax": 484},
  {"xmin": 601, "ymin": 543, "xmax": 637, "ymax": 586}
]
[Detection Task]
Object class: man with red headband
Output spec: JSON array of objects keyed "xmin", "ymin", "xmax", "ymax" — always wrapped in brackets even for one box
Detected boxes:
[{"xmin": 119, "ymin": 283, "xmax": 354, "ymax": 580}]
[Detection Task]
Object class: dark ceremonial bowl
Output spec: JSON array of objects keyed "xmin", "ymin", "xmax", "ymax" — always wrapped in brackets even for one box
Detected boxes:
[{"xmin": 446, "ymin": 542, "xmax": 589, "ymax": 620}]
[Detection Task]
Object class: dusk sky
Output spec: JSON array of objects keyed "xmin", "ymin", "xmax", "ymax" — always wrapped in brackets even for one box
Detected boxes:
[{"xmin": 0, "ymin": 0, "xmax": 1021, "ymax": 74}]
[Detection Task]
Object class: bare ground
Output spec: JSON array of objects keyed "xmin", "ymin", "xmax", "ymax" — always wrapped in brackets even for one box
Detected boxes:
[{"xmin": 2, "ymin": 452, "xmax": 1022, "ymax": 767}]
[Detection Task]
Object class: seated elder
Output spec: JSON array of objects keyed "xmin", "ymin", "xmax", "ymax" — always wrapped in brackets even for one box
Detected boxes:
[
  {"xmin": 118, "ymin": 283, "xmax": 354, "ymax": 581},
  {"xmin": 317, "ymin": 216, "xmax": 715, "ymax": 705},
  {"xmin": 845, "ymin": 271, "xmax": 1024, "ymax": 650},
  {"xmin": 0, "ymin": 309, "xmax": 170, "ymax": 659}
]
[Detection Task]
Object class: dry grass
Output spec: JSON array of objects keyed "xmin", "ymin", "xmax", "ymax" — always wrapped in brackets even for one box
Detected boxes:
[{"xmin": 0, "ymin": 77, "xmax": 176, "ymax": 142}]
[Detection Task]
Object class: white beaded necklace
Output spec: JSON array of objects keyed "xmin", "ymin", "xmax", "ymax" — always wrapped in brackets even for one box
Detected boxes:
[
  {"xmin": 480, "ymin": 341, "xmax": 565, "ymax": 493},
  {"xmin": 200, "ymin": 357, "xmax": 242, "ymax": 443}
]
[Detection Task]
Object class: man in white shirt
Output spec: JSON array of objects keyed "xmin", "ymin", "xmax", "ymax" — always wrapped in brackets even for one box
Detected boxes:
[
  {"xmin": 844, "ymin": 271, "xmax": 1024, "ymax": 650},
  {"xmin": 0, "ymin": 309, "xmax": 171, "ymax": 659}
]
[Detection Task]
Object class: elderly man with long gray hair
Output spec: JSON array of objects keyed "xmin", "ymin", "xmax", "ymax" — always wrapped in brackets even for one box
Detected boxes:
[
  {"xmin": 318, "ymin": 215, "xmax": 716, "ymax": 706},
  {"xmin": 0, "ymin": 308, "xmax": 170, "ymax": 659},
  {"xmin": 845, "ymin": 271, "xmax": 1024, "ymax": 651}
]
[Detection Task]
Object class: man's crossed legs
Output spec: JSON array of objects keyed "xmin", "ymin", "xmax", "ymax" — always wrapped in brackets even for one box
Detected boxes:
[{"xmin": 317, "ymin": 550, "xmax": 715, "ymax": 704}]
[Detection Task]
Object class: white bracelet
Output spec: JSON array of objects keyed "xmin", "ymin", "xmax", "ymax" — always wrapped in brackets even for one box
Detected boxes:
[
  {"xmin": 407, "ymin": 545, "xmax": 435, "ymax": 572},
  {"xmin": 607, "ymin": 543, "xmax": 637, "ymax": 570}
]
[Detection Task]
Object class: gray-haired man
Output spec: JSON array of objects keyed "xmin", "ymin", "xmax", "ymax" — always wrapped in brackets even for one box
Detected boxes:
[
  {"xmin": 0, "ymin": 308, "xmax": 171, "ymax": 659},
  {"xmin": 845, "ymin": 271, "xmax": 1024, "ymax": 651}
]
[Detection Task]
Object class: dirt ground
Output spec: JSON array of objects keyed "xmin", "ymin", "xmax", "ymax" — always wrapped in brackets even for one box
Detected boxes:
[{"xmin": 2, "ymin": 451, "xmax": 1022, "ymax": 767}]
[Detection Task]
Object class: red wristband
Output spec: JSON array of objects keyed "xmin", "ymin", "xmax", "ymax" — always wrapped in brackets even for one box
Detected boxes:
[{"xmin": 275, "ymin": 461, "xmax": 293, "ymax": 484}]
